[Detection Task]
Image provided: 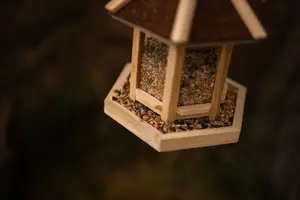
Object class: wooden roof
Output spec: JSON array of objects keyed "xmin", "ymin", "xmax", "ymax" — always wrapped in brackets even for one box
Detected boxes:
[{"xmin": 106, "ymin": 0, "xmax": 267, "ymax": 45}]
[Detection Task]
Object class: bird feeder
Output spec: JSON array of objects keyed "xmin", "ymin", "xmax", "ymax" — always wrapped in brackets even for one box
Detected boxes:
[{"xmin": 104, "ymin": 0, "xmax": 267, "ymax": 152}]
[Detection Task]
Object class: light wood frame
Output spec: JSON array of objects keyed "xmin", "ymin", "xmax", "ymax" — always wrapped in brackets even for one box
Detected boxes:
[
  {"xmin": 161, "ymin": 44, "xmax": 186, "ymax": 122},
  {"xmin": 104, "ymin": 63, "xmax": 247, "ymax": 152},
  {"xmin": 129, "ymin": 28, "xmax": 145, "ymax": 100},
  {"xmin": 209, "ymin": 44, "xmax": 233, "ymax": 120},
  {"xmin": 128, "ymin": 31, "xmax": 229, "ymax": 121}
]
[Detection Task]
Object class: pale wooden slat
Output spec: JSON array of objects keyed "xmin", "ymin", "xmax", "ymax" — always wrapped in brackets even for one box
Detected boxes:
[
  {"xmin": 160, "ymin": 126, "xmax": 240, "ymax": 152},
  {"xmin": 175, "ymin": 113, "xmax": 209, "ymax": 120},
  {"xmin": 129, "ymin": 28, "xmax": 145, "ymax": 100},
  {"xmin": 177, "ymin": 103, "xmax": 211, "ymax": 116},
  {"xmin": 209, "ymin": 44, "xmax": 233, "ymax": 120},
  {"xmin": 136, "ymin": 89, "xmax": 163, "ymax": 115},
  {"xmin": 105, "ymin": 0, "xmax": 131, "ymax": 13},
  {"xmin": 162, "ymin": 45, "xmax": 186, "ymax": 122},
  {"xmin": 171, "ymin": 0, "xmax": 197, "ymax": 43},
  {"xmin": 231, "ymin": 0, "xmax": 267, "ymax": 39}
]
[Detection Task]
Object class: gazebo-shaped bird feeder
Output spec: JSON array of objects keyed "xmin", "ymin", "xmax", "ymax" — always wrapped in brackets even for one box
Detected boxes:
[{"xmin": 104, "ymin": 0, "xmax": 267, "ymax": 152}]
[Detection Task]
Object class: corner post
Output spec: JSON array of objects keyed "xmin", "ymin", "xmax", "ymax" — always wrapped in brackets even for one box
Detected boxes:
[
  {"xmin": 162, "ymin": 44, "xmax": 186, "ymax": 122},
  {"xmin": 129, "ymin": 28, "xmax": 145, "ymax": 100},
  {"xmin": 209, "ymin": 44, "xmax": 233, "ymax": 120}
]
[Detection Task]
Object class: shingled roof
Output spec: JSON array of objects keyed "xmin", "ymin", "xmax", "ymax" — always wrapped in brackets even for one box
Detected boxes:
[{"xmin": 105, "ymin": 0, "xmax": 267, "ymax": 45}]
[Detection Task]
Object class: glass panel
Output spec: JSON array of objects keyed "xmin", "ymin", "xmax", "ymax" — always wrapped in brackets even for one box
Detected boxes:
[
  {"xmin": 139, "ymin": 36, "xmax": 221, "ymax": 106},
  {"xmin": 139, "ymin": 36, "xmax": 168, "ymax": 101},
  {"xmin": 178, "ymin": 47, "xmax": 221, "ymax": 106}
]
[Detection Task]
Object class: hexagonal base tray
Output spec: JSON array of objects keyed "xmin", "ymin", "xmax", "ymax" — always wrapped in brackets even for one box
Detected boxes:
[{"xmin": 104, "ymin": 63, "xmax": 247, "ymax": 152}]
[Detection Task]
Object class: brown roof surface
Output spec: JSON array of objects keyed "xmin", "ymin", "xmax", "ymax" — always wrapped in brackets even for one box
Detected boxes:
[
  {"xmin": 111, "ymin": 0, "xmax": 265, "ymax": 45},
  {"xmin": 115, "ymin": 0, "xmax": 179, "ymax": 39},
  {"xmin": 190, "ymin": 0, "xmax": 252, "ymax": 43}
]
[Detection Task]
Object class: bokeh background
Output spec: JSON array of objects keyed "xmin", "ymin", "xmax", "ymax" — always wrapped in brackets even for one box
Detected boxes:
[{"xmin": 1, "ymin": 0, "xmax": 300, "ymax": 199}]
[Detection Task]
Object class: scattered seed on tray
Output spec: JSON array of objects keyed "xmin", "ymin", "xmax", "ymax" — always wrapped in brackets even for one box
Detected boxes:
[{"xmin": 113, "ymin": 76, "xmax": 238, "ymax": 134}]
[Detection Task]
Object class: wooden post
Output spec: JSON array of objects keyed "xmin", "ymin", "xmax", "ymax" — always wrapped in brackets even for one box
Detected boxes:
[
  {"xmin": 162, "ymin": 45, "xmax": 186, "ymax": 122},
  {"xmin": 209, "ymin": 44, "xmax": 233, "ymax": 120},
  {"xmin": 129, "ymin": 28, "xmax": 144, "ymax": 100}
]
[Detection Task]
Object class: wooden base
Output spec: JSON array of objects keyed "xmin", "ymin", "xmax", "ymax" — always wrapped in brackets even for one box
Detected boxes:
[
  {"xmin": 135, "ymin": 81, "xmax": 228, "ymax": 120},
  {"xmin": 104, "ymin": 63, "xmax": 247, "ymax": 152}
]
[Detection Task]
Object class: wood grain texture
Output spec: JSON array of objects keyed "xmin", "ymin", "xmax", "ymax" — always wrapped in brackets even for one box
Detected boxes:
[
  {"xmin": 105, "ymin": 0, "xmax": 131, "ymax": 13},
  {"xmin": 160, "ymin": 127, "xmax": 240, "ymax": 152},
  {"xmin": 171, "ymin": 0, "xmax": 197, "ymax": 43},
  {"xmin": 209, "ymin": 44, "xmax": 233, "ymax": 120},
  {"xmin": 129, "ymin": 28, "xmax": 144, "ymax": 100},
  {"xmin": 136, "ymin": 88, "xmax": 163, "ymax": 115},
  {"xmin": 162, "ymin": 45, "xmax": 186, "ymax": 122},
  {"xmin": 115, "ymin": 0, "xmax": 179, "ymax": 39},
  {"xmin": 231, "ymin": 0, "xmax": 267, "ymax": 39},
  {"xmin": 111, "ymin": 0, "xmax": 267, "ymax": 44}
]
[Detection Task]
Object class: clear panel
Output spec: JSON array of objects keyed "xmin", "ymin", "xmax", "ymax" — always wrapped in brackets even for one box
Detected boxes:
[
  {"xmin": 139, "ymin": 36, "xmax": 221, "ymax": 106},
  {"xmin": 139, "ymin": 36, "xmax": 168, "ymax": 101},
  {"xmin": 178, "ymin": 47, "xmax": 221, "ymax": 106}
]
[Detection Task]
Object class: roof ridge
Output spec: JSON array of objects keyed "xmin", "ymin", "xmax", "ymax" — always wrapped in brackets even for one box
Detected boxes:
[
  {"xmin": 231, "ymin": 0, "xmax": 267, "ymax": 39},
  {"xmin": 170, "ymin": 0, "xmax": 198, "ymax": 44},
  {"xmin": 105, "ymin": 0, "xmax": 131, "ymax": 13}
]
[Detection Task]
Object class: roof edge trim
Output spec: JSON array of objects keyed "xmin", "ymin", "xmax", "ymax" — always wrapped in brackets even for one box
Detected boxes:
[
  {"xmin": 231, "ymin": 0, "xmax": 267, "ymax": 39},
  {"xmin": 171, "ymin": 0, "xmax": 198, "ymax": 44}
]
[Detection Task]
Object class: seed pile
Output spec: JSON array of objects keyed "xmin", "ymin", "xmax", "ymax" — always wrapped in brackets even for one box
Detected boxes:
[
  {"xmin": 139, "ymin": 36, "xmax": 221, "ymax": 106},
  {"xmin": 113, "ymin": 76, "xmax": 238, "ymax": 134},
  {"xmin": 139, "ymin": 37, "xmax": 168, "ymax": 100}
]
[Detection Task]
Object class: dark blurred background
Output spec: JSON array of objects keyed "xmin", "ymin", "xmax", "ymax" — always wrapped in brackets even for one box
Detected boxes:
[{"xmin": 0, "ymin": 0, "xmax": 299, "ymax": 199}]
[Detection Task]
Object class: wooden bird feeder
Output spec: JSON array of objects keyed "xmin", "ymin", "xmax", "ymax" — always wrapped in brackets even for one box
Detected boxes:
[{"xmin": 104, "ymin": 0, "xmax": 267, "ymax": 152}]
